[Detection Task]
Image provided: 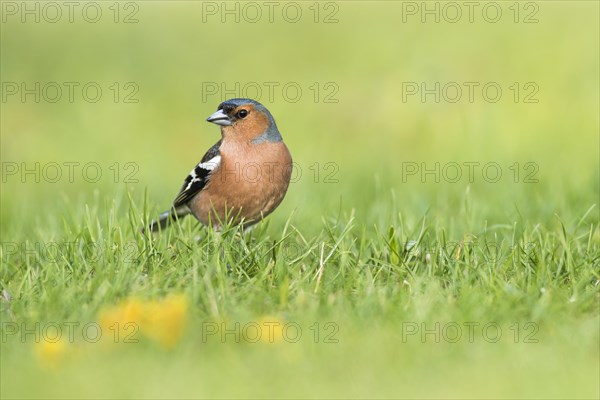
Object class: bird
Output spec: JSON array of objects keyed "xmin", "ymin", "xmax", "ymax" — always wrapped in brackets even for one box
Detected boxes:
[{"xmin": 147, "ymin": 98, "xmax": 292, "ymax": 232}]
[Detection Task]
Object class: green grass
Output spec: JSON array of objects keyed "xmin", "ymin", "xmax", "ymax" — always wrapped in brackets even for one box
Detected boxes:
[
  {"xmin": 1, "ymin": 1, "xmax": 599, "ymax": 399},
  {"xmin": 2, "ymin": 188, "xmax": 598, "ymax": 399}
]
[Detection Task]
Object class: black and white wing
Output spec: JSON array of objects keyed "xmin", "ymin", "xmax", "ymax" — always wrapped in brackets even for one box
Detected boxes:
[{"xmin": 173, "ymin": 140, "xmax": 222, "ymax": 207}]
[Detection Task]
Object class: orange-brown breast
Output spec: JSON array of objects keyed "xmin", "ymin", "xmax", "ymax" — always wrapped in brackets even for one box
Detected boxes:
[{"xmin": 189, "ymin": 140, "xmax": 292, "ymax": 227}]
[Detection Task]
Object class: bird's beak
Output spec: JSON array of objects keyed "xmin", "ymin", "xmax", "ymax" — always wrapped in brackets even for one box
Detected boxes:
[{"xmin": 206, "ymin": 109, "xmax": 232, "ymax": 126}]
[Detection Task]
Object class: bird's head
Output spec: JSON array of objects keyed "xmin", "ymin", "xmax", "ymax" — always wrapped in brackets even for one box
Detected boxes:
[{"xmin": 206, "ymin": 98, "xmax": 282, "ymax": 144}]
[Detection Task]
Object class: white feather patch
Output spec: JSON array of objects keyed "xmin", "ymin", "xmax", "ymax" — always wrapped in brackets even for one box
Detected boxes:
[{"xmin": 199, "ymin": 155, "xmax": 221, "ymax": 171}]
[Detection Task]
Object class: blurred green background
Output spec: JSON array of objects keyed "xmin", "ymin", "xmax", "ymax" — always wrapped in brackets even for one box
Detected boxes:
[
  {"xmin": 1, "ymin": 1, "xmax": 599, "ymax": 399},
  {"xmin": 2, "ymin": 0, "xmax": 597, "ymax": 232}
]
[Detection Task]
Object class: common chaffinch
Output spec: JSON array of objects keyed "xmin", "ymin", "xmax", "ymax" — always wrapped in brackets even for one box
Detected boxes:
[{"xmin": 148, "ymin": 98, "xmax": 292, "ymax": 232}]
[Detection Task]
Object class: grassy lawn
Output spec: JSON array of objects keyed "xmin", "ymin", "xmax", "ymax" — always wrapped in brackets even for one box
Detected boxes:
[{"xmin": 1, "ymin": 1, "xmax": 599, "ymax": 399}]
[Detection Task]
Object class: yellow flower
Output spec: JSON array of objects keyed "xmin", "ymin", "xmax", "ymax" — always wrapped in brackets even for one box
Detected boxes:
[
  {"xmin": 98, "ymin": 297, "xmax": 145, "ymax": 343},
  {"xmin": 248, "ymin": 316, "xmax": 286, "ymax": 344},
  {"xmin": 143, "ymin": 294, "xmax": 188, "ymax": 348},
  {"xmin": 34, "ymin": 339, "xmax": 67, "ymax": 368},
  {"xmin": 97, "ymin": 294, "xmax": 188, "ymax": 348}
]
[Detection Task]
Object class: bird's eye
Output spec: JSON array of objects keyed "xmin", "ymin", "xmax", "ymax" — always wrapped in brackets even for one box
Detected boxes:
[{"xmin": 237, "ymin": 109, "xmax": 249, "ymax": 119}]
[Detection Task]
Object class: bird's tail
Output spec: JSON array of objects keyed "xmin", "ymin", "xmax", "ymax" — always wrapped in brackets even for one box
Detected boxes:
[{"xmin": 145, "ymin": 206, "xmax": 190, "ymax": 233}]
